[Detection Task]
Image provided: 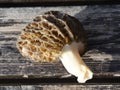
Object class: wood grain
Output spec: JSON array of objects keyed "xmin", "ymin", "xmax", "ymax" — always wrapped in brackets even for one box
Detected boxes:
[
  {"xmin": 0, "ymin": 85, "xmax": 120, "ymax": 90},
  {"xmin": 0, "ymin": 5, "xmax": 120, "ymax": 80}
]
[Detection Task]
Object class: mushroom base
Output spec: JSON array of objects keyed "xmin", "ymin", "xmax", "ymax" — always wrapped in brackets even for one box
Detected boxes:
[{"xmin": 59, "ymin": 42, "xmax": 93, "ymax": 83}]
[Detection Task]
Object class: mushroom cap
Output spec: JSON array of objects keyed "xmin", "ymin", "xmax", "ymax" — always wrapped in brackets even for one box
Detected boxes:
[{"xmin": 17, "ymin": 11, "xmax": 86, "ymax": 62}]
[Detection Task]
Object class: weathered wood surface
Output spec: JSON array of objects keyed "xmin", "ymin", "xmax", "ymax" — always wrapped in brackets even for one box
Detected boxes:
[
  {"xmin": 0, "ymin": 5, "xmax": 120, "ymax": 80},
  {"xmin": 0, "ymin": 85, "xmax": 120, "ymax": 90}
]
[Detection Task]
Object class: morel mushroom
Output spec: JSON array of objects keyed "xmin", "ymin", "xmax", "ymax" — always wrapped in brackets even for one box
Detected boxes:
[{"xmin": 17, "ymin": 11, "xmax": 93, "ymax": 83}]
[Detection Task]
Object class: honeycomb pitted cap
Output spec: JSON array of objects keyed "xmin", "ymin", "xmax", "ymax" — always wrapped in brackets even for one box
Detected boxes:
[{"xmin": 17, "ymin": 11, "xmax": 86, "ymax": 62}]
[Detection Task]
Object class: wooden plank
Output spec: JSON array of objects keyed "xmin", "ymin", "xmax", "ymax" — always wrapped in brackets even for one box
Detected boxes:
[
  {"xmin": 0, "ymin": 0, "xmax": 81, "ymax": 3},
  {"xmin": 0, "ymin": 0, "xmax": 118, "ymax": 7},
  {"xmin": 0, "ymin": 0, "xmax": 114, "ymax": 3},
  {"xmin": 0, "ymin": 5, "xmax": 120, "ymax": 79},
  {"xmin": 0, "ymin": 85, "xmax": 120, "ymax": 90}
]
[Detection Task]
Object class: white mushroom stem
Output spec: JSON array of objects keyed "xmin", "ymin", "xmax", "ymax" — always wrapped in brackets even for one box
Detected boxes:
[{"xmin": 59, "ymin": 42, "xmax": 93, "ymax": 83}]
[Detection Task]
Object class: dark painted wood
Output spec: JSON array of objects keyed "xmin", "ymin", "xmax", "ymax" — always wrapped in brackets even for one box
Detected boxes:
[
  {"xmin": 0, "ymin": 0, "xmax": 118, "ymax": 7},
  {"xmin": 0, "ymin": 5, "xmax": 120, "ymax": 81},
  {"xmin": 0, "ymin": 0, "xmax": 114, "ymax": 3}
]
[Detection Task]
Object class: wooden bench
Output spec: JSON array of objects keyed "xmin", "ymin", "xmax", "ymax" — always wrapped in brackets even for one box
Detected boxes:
[{"xmin": 0, "ymin": 1, "xmax": 120, "ymax": 90}]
